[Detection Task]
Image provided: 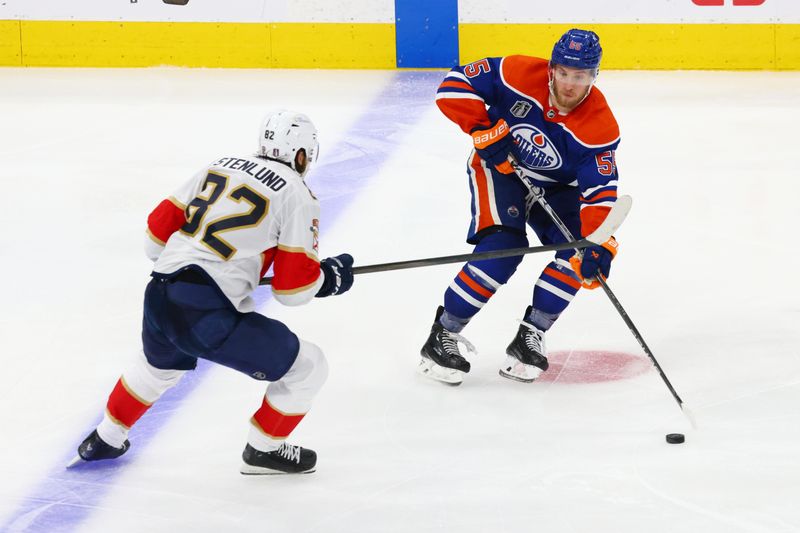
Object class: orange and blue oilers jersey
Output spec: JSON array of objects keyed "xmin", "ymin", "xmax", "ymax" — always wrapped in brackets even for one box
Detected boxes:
[{"xmin": 435, "ymin": 55, "xmax": 621, "ymax": 237}]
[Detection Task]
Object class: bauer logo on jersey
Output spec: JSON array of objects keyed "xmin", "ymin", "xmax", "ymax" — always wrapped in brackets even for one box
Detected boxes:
[
  {"xmin": 511, "ymin": 125, "xmax": 562, "ymax": 171},
  {"xmin": 510, "ymin": 100, "xmax": 532, "ymax": 119}
]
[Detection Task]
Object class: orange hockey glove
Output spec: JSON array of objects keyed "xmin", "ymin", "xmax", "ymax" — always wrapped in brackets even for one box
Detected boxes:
[{"xmin": 471, "ymin": 119, "xmax": 517, "ymax": 174}]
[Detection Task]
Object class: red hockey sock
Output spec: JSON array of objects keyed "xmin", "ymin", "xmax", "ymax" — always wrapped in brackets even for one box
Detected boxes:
[
  {"xmin": 251, "ymin": 396, "xmax": 305, "ymax": 439},
  {"xmin": 106, "ymin": 377, "xmax": 152, "ymax": 429}
]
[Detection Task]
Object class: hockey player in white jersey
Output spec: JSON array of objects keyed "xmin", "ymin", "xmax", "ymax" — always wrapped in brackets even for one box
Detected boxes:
[{"xmin": 72, "ymin": 111, "xmax": 354, "ymax": 475}]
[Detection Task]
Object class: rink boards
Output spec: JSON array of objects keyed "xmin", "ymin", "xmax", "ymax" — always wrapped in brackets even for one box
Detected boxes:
[
  {"xmin": 1, "ymin": 21, "xmax": 799, "ymax": 70},
  {"xmin": 1, "ymin": 0, "xmax": 800, "ymax": 69}
]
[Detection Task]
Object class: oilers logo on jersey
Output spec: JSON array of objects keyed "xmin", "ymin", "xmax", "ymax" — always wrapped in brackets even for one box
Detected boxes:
[
  {"xmin": 511, "ymin": 124, "xmax": 562, "ymax": 171},
  {"xmin": 435, "ymin": 53, "xmax": 620, "ymax": 238}
]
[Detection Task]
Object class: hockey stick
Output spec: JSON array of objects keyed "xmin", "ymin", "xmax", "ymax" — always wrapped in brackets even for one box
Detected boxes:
[
  {"xmin": 527, "ymin": 185, "xmax": 697, "ymax": 428},
  {"xmin": 258, "ymin": 194, "xmax": 632, "ymax": 286}
]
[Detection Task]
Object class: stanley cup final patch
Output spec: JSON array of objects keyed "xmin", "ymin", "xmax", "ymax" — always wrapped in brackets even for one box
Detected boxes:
[{"xmin": 510, "ymin": 100, "xmax": 533, "ymax": 118}]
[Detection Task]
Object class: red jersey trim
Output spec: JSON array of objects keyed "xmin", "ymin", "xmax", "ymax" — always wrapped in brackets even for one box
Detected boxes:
[
  {"xmin": 277, "ymin": 244, "xmax": 318, "ymax": 261},
  {"xmin": 147, "ymin": 198, "xmax": 186, "ymax": 244},
  {"xmin": 267, "ymin": 245, "xmax": 321, "ymax": 293},
  {"xmin": 259, "ymin": 248, "xmax": 277, "ymax": 278},
  {"xmin": 146, "ymin": 229, "xmax": 166, "ymax": 246}
]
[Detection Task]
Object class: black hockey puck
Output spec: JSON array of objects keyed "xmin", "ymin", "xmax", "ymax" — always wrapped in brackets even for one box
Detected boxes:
[{"xmin": 666, "ymin": 433, "xmax": 685, "ymax": 444}]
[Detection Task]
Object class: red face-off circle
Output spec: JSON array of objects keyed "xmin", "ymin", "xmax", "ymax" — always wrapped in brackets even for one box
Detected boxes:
[{"xmin": 538, "ymin": 350, "xmax": 650, "ymax": 384}]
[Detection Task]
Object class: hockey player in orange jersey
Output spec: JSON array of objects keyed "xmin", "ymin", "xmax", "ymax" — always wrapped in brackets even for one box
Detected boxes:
[{"xmin": 420, "ymin": 29, "xmax": 622, "ymax": 385}]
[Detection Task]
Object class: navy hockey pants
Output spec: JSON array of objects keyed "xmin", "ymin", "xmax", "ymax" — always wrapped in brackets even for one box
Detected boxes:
[
  {"xmin": 465, "ymin": 151, "xmax": 581, "ymax": 252},
  {"xmin": 142, "ymin": 267, "xmax": 300, "ymax": 381}
]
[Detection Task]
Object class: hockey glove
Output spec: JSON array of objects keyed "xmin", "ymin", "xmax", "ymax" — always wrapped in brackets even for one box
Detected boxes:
[
  {"xmin": 569, "ymin": 237, "xmax": 618, "ymax": 290},
  {"xmin": 315, "ymin": 253, "xmax": 354, "ymax": 298},
  {"xmin": 471, "ymin": 119, "xmax": 517, "ymax": 174}
]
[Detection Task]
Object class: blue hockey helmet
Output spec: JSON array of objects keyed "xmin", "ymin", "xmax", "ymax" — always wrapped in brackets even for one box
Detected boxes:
[{"xmin": 551, "ymin": 29, "xmax": 602, "ymax": 74}]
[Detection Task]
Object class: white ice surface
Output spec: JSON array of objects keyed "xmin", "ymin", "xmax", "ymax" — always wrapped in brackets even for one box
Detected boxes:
[{"xmin": 0, "ymin": 68, "xmax": 798, "ymax": 533}]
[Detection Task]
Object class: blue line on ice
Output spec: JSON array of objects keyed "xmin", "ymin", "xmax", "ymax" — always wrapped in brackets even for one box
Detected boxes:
[{"xmin": 1, "ymin": 70, "xmax": 442, "ymax": 533}]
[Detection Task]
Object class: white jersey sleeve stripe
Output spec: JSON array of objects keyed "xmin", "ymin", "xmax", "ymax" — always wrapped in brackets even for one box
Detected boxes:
[
  {"xmin": 435, "ymin": 92, "xmax": 485, "ymax": 102},
  {"xmin": 445, "ymin": 71, "xmax": 471, "ymax": 84}
]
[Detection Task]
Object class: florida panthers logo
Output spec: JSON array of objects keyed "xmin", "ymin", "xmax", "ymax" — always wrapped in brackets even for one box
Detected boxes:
[{"xmin": 511, "ymin": 125, "xmax": 562, "ymax": 171}]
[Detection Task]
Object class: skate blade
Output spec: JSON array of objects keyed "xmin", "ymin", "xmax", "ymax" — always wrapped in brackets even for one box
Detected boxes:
[
  {"xmin": 66, "ymin": 455, "xmax": 84, "ymax": 468},
  {"xmin": 417, "ymin": 358, "xmax": 463, "ymax": 386},
  {"xmin": 240, "ymin": 463, "xmax": 316, "ymax": 475},
  {"xmin": 499, "ymin": 359, "xmax": 543, "ymax": 383}
]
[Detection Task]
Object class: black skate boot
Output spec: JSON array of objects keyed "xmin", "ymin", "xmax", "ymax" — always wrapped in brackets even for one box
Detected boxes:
[
  {"xmin": 68, "ymin": 430, "xmax": 130, "ymax": 467},
  {"xmin": 419, "ymin": 306, "xmax": 474, "ymax": 386},
  {"xmin": 500, "ymin": 306, "xmax": 549, "ymax": 383},
  {"xmin": 240, "ymin": 442, "xmax": 317, "ymax": 475}
]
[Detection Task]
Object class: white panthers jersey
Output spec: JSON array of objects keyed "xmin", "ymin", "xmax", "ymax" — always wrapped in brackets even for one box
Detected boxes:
[{"xmin": 146, "ymin": 155, "xmax": 323, "ymax": 312}]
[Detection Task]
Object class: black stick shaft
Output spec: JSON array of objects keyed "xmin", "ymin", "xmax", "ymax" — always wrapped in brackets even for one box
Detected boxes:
[
  {"xmin": 525, "ymin": 185, "xmax": 689, "ymax": 416},
  {"xmin": 258, "ymin": 239, "xmax": 592, "ymax": 286},
  {"xmin": 597, "ymin": 277, "xmax": 685, "ymax": 407}
]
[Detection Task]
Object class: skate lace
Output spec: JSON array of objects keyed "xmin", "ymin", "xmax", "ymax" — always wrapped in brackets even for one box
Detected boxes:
[
  {"xmin": 277, "ymin": 443, "xmax": 301, "ymax": 463},
  {"xmin": 442, "ymin": 330, "xmax": 477, "ymax": 358},
  {"xmin": 518, "ymin": 320, "xmax": 544, "ymax": 353}
]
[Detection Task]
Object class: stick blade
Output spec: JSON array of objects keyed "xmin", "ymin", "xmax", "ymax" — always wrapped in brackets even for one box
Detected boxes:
[
  {"xmin": 585, "ymin": 195, "xmax": 632, "ymax": 245},
  {"xmin": 681, "ymin": 403, "xmax": 699, "ymax": 430}
]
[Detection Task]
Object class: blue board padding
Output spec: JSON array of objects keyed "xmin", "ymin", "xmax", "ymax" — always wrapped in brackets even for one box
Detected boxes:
[{"xmin": 395, "ymin": 0, "xmax": 459, "ymax": 68}]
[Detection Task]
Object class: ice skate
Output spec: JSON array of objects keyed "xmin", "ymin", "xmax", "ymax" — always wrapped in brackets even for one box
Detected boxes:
[
  {"xmin": 500, "ymin": 306, "xmax": 549, "ymax": 383},
  {"xmin": 67, "ymin": 429, "xmax": 130, "ymax": 467},
  {"xmin": 240, "ymin": 442, "xmax": 317, "ymax": 475},
  {"xmin": 419, "ymin": 306, "xmax": 475, "ymax": 386}
]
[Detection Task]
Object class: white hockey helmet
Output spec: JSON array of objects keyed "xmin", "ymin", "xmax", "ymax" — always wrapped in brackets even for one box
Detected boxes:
[{"xmin": 257, "ymin": 110, "xmax": 319, "ymax": 177}]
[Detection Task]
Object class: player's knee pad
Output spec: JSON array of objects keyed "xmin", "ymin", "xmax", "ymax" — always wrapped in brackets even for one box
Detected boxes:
[
  {"xmin": 283, "ymin": 340, "xmax": 329, "ymax": 394},
  {"xmin": 126, "ymin": 352, "xmax": 187, "ymax": 402},
  {"xmin": 469, "ymin": 229, "xmax": 529, "ymax": 286},
  {"xmin": 266, "ymin": 340, "xmax": 328, "ymax": 413}
]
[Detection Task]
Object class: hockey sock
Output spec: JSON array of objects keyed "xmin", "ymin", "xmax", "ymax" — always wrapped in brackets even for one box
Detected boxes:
[
  {"xmin": 248, "ymin": 341, "xmax": 327, "ymax": 452},
  {"xmin": 96, "ymin": 353, "xmax": 186, "ymax": 448},
  {"xmin": 530, "ymin": 258, "xmax": 582, "ymax": 331},
  {"xmin": 443, "ymin": 230, "xmax": 527, "ymax": 329},
  {"xmin": 250, "ymin": 396, "xmax": 307, "ymax": 452}
]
